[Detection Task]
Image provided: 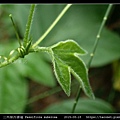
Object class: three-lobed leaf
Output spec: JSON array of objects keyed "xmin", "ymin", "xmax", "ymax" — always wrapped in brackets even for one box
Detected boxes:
[{"xmin": 49, "ymin": 40, "xmax": 94, "ymax": 98}]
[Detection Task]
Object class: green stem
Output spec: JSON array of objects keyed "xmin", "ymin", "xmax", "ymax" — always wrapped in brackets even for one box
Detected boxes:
[
  {"xmin": 87, "ymin": 4, "xmax": 113, "ymax": 68},
  {"xmin": 27, "ymin": 86, "xmax": 62, "ymax": 104},
  {"xmin": 33, "ymin": 46, "xmax": 50, "ymax": 53},
  {"xmin": 0, "ymin": 54, "xmax": 20, "ymax": 68},
  {"xmin": 72, "ymin": 4, "xmax": 113, "ymax": 113},
  {"xmin": 23, "ymin": 4, "xmax": 36, "ymax": 47},
  {"xmin": 32, "ymin": 4, "xmax": 72, "ymax": 48},
  {"xmin": 71, "ymin": 86, "xmax": 81, "ymax": 113}
]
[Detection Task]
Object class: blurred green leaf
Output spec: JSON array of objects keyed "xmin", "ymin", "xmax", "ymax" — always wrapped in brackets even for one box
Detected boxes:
[
  {"xmin": 25, "ymin": 53, "xmax": 55, "ymax": 87},
  {"xmin": 14, "ymin": 54, "xmax": 56, "ymax": 87},
  {"xmin": 0, "ymin": 65, "xmax": 28, "ymax": 113},
  {"xmin": 50, "ymin": 40, "xmax": 94, "ymax": 98},
  {"xmin": 5, "ymin": 4, "xmax": 120, "ymax": 67},
  {"xmin": 42, "ymin": 98, "xmax": 115, "ymax": 113}
]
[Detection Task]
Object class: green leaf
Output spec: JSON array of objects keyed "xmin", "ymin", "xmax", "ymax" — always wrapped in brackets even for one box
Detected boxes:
[
  {"xmin": 42, "ymin": 98, "xmax": 115, "ymax": 113},
  {"xmin": 53, "ymin": 57, "xmax": 71, "ymax": 96},
  {"xmin": 50, "ymin": 40, "xmax": 94, "ymax": 98},
  {"xmin": 25, "ymin": 53, "xmax": 56, "ymax": 87},
  {"xmin": 0, "ymin": 65, "xmax": 28, "ymax": 113}
]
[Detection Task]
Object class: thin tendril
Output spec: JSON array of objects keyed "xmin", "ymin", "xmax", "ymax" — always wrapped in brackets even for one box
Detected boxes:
[{"xmin": 32, "ymin": 4, "xmax": 72, "ymax": 48}]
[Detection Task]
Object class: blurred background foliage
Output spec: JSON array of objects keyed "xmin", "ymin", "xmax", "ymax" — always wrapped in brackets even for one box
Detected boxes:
[{"xmin": 0, "ymin": 4, "xmax": 120, "ymax": 113}]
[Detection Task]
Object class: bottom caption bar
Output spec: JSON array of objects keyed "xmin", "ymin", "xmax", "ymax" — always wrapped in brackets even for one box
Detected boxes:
[{"xmin": 1, "ymin": 114, "xmax": 120, "ymax": 119}]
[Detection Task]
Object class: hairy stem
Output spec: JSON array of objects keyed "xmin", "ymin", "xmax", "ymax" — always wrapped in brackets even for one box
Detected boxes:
[
  {"xmin": 72, "ymin": 4, "xmax": 113, "ymax": 113},
  {"xmin": 23, "ymin": 4, "xmax": 36, "ymax": 47},
  {"xmin": 32, "ymin": 4, "xmax": 72, "ymax": 48},
  {"xmin": 0, "ymin": 54, "xmax": 20, "ymax": 68}
]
